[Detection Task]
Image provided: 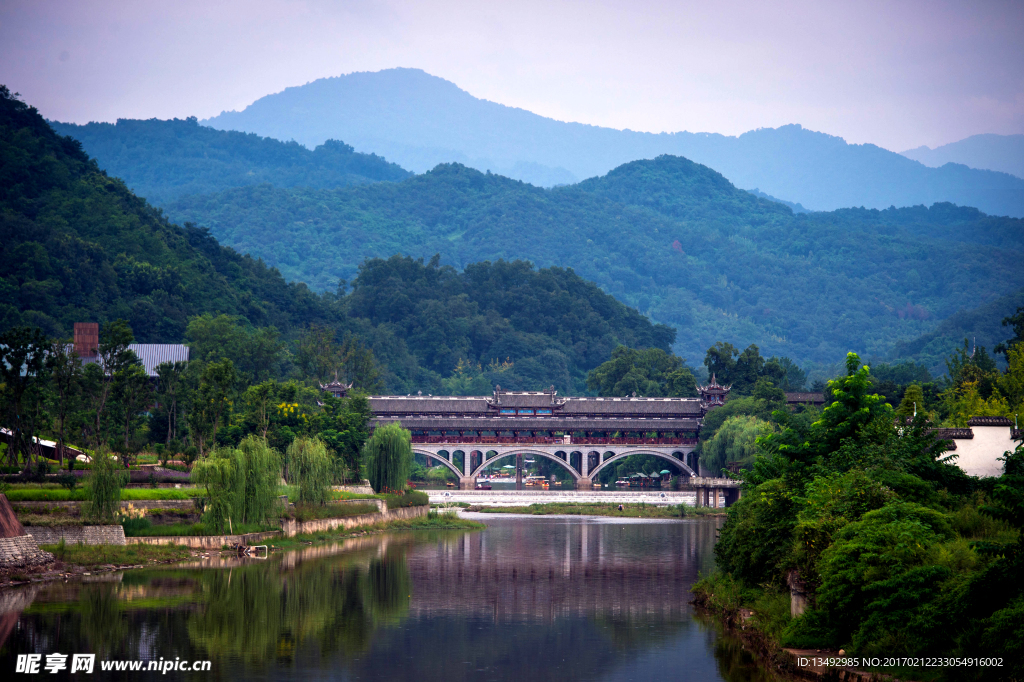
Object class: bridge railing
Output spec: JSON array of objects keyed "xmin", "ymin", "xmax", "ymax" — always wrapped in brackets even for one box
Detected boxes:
[{"xmin": 410, "ymin": 436, "xmax": 698, "ymax": 446}]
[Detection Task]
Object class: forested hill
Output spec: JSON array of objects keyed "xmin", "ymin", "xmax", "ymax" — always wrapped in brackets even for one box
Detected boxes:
[
  {"xmin": 0, "ymin": 86, "xmax": 346, "ymax": 342},
  {"xmin": 48, "ymin": 117, "xmax": 411, "ymax": 205},
  {"xmin": 201, "ymin": 67, "xmax": 1024, "ymax": 217},
  {"xmin": 165, "ymin": 156, "xmax": 1024, "ymax": 369},
  {"xmin": 1, "ymin": 86, "xmax": 676, "ymax": 394}
]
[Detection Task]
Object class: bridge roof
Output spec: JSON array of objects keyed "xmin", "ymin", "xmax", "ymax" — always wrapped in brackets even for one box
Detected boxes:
[
  {"xmin": 372, "ymin": 415, "xmax": 701, "ymax": 431},
  {"xmin": 368, "ymin": 394, "xmax": 704, "ymax": 417}
]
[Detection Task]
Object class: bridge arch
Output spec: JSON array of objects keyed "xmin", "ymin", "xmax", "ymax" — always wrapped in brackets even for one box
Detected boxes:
[
  {"xmin": 471, "ymin": 449, "xmax": 581, "ymax": 480},
  {"xmin": 589, "ymin": 449, "xmax": 696, "ymax": 478},
  {"xmin": 413, "ymin": 448, "xmax": 464, "ymax": 479}
]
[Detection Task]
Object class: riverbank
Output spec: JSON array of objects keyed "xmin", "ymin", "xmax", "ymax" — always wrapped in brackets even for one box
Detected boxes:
[
  {"xmin": 0, "ymin": 512, "xmax": 484, "ymax": 591},
  {"xmin": 252, "ymin": 513, "xmax": 486, "ymax": 550},
  {"xmin": 691, "ymin": 573, "xmax": 918, "ymax": 682},
  {"xmin": 467, "ymin": 502, "xmax": 725, "ymax": 518}
]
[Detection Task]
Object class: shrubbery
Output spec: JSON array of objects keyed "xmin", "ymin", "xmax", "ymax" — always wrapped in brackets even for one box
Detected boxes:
[{"xmin": 707, "ymin": 353, "xmax": 1024, "ymax": 679}]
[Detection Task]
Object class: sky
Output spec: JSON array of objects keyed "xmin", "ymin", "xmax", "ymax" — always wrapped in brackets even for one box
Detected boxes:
[{"xmin": 1, "ymin": 0, "xmax": 1022, "ymax": 152}]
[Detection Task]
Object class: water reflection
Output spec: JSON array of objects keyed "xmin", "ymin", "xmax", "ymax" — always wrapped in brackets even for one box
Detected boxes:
[{"xmin": 0, "ymin": 517, "xmax": 782, "ymax": 681}]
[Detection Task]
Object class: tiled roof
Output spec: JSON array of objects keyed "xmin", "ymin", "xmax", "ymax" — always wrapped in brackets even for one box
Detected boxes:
[
  {"xmin": 368, "ymin": 395, "xmax": 704, "ymax": 417},
  {"xmin": 372, "ymin": 415, "xmax": 702, "ymax": 431},
  {"xmin": 967, "ymin": 416, "xmax": 1013, "ymax": 427},
  {"xmin": 785, "ymin": 392, "xmax": 825, "ymax": 404},
  {"xmin": 932, "ymin": 428, "xmax": 973, "ymax": 440}
]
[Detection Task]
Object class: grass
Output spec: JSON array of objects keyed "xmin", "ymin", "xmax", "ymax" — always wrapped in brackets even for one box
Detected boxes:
[
  {"xmin": 40, "ymin": 541, "xmax": 192, "ymax": 566},
  {"xmin": 280, "ymin": 484, "xmax": 377, "ymax": 503},
  {"xmin": 471, "ymin": 502, "xmax": 722, "ymax": 518},
  {"xmin": 291, "ymin": 503, "xmax": 379, "ymax": 522},
  {"xmin": 4, "ymin": 487, "xmax": 202, "ymax": 502}
]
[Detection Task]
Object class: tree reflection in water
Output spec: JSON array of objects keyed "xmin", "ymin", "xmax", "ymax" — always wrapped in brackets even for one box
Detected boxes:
[
  {"xmin": 0, "ymin": 519, "xmax": 781, "ymax": 682},
  {"xmin": 187, "ymin": 547, "xmax": 412, "ymax": 664}
]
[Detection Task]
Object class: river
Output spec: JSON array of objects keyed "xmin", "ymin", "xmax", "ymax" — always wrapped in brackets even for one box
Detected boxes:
[{"xmin": 0, "ymin": 516, "xmax": 780, "ymax": 681}]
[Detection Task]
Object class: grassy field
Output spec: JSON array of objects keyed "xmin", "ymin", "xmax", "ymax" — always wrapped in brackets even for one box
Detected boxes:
[
  {"xmin": 471, "ymin": 502, "xmax": 723, "ymax": 518},
  {"xmin": 41, "ymin": 541, "xmax": 192, "ymax": 566},
  {"xmin": 4, "ymin": 487, "xmax": 201, "ymax": 502},
  {"xmin": 291, "ymin": 502, "xmax": 379, "ymax": 522}
]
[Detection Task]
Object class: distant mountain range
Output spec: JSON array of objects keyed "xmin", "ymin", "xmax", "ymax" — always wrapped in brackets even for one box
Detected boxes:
[
  {"xmin": 202, "ymin": 68, "xmax": 1024, "ymax": 217},
  {"xmin": 161, "ymin": 155, "xmax": 1024, "ymax": 369},
  {"xmin": 902, "ymin": 134, "xmax": 1024, "ymax": 181},
  {"xmin": 49, "ymin": 117, "xmax": 410, "ymax": 205}
]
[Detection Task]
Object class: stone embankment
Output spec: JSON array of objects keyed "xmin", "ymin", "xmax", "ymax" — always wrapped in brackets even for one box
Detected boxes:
[
  {"xmin": 23, "ymin": 525, "xmax": 126, "ymax": 546},
  {"xmin": 125, "ymin": 505, "xmax": 429, "ymax": 548}
]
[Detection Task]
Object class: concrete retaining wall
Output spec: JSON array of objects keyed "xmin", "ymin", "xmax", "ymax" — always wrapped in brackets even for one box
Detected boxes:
[
  {"xmin": 281, "ymin": 505, "xmax": 428, "ymax": 537},
  {"xmin": 127, "ymin": 531, "xmax": 280, "ymax": 549},
  {"xmin": 126, "ymin": 506, "xmax": 429, "ymax": 547},
  {"xmin": 12, "ymin": 499, "xmax": 196, "ymax": 513},
  {"xmin": 0, "ymin": 535, "xmax": 54, "ymax": 568},
  {"xmin": 24, "ymin": 525, "xmax": 126, "ymax": 546},
  {"xmin": 331, "ymin": 482, "xmax": 375, "ymax": 495}
]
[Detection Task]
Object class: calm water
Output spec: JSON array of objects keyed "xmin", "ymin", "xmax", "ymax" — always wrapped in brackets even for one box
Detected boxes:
[{"xmin": 0, "ymin": 516, "xmax": 778, "ymax": 681}]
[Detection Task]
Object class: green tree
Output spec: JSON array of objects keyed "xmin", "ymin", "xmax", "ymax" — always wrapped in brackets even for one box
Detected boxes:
[
  {"xmin": 237, "ymin": 435, "xmax": 281, "ymax": 525},
  {"xmin": 89, "ymin": 320, "xmax": 138, "ymax": 451},
  {"xmin": 700, "ymin": 415, "xmax": 772, "ymax": 475},
  {"xmin": 0, "ymin": 327, "xmax": 51, "ymax": 469},
  {"xmin": 191, "ymin": 446, "xmax": 244, "ymax": 532},
  {"xmin": 586, "ymin": 346, "xmax": 697, "ymax": 397},
  {"xmin": 110, "ymin": 363, "xmax": 152, "ymax": 464},
  {"xmin": 994, "ymin": 305, "xmax": 1024, "ymax": 361},
  {"xmin": 287, "ymin": 437, "xmax": 332, "ymax": 505},
  {"xmin": 155, "ymin": 360, "xmax": 187, "ymax": 444},
  {"xmin": 84, "ymin": 451, "xmax": 128, "ymax": 522},
  {"xmin": 187, "ymin": 359, "xmax": 237, "ymax": 456},
  {"xmin": 47, "ymin": 337, "xmax": 82, "ymax": 467},
  {"xmin": 363, "ymin": 422, "xmax": 413, "ymax": 493}
]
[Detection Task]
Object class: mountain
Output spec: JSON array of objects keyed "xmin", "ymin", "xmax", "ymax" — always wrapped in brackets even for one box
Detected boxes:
[
  {"xmin": 901, "ymin": 134, "xmax": 1024, "ymax": 181},
  {"xmin": 48, "ymin": 117, "xmax": 411, "ymax": 205},
  {"xmin": 1, "ymin": 86, "xmax": 675, "ymax": 395},
  {"xmin": 888, "ymin": 288, "xmax": 1024, "ymax": 377},
  {"xmin": 163, "ymin": 155, "xmax": 1024, "ymax": 369},
  {"xmin": 0, "ymin": 86, "xmax": 346, "ymax": 343},
  {"xmin": 202, "ymin": 68, "xmax": 1024, "ymax": 217}
]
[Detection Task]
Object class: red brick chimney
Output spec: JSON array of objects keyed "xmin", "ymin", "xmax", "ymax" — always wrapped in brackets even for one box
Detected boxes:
[{"xmin": 74, "ymin": 322, "xmax": 99, "ymax": 358}]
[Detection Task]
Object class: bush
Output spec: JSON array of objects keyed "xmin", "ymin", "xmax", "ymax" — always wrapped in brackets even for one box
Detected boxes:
[
  {"xmin": 57, "ymin": 472, "xmax": 79, "ymax": 492},
  {"xmin": 380, "ymin": 490, "xmax": 429, "ymax": 509},
  {"xmin": 364, "ymin": 422, "xmax": 413, "ymax": 494},
  {"xmin": 84, "ymin": 453, "xmax": 128, "ymax": 522}
]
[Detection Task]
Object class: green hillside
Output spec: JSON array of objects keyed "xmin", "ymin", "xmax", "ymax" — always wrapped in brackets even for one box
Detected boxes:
[
  {"xmin": 0, "ymin": 86, "xmax": 345, "ymax": 343},
  {"xmin": 164, "ymin": 156, "xmax": 1024, "ymax": 368},
  {"xmin": 2, "ymin": 86, "xmax": 676, "ymax": 394},
  {"xmin": 889, "ymin": 288, "xmax": 1024, "ymax": 375},
  {"xmin": 48, "ymin": 117, "xmax": 411, "ymax": 205}
]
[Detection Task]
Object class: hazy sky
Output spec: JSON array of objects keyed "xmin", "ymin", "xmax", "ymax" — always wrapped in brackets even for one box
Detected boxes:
[{"xmin": 2, "ymin": 0, "xmax": 1022, "ymax": 151}]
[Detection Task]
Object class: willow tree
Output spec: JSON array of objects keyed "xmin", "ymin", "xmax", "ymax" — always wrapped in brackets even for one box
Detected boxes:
[
  {"xmin": 84, "ymin": 450, "xmax": 128, "ymax": 522},
  {"xmin": 192, "ymin": 447, "xmax": 244, "ymax": 532},
  {"xmin": 364, "ymin": 423, "xmax": 412, "ymax": 493},
  {"xmin": 287, "ymin": 437, "xmax": 332, "ymax": 506},
  {"xmin": 239, "ymin": 435, "xmax": 282, "ymax": 524}
]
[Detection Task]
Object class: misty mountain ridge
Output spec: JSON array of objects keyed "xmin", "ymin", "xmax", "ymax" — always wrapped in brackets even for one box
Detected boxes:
[
  {"xmin": 203, "ymin": 67, "xmax": 1024, "ymax": 217},
  {"xmin": 49, "ymin": 116, "xmax": 411, "ymax": 204},
  {"xmin": 901, "ymin": 133, "xmax": 1024, "ymax": 181}
]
